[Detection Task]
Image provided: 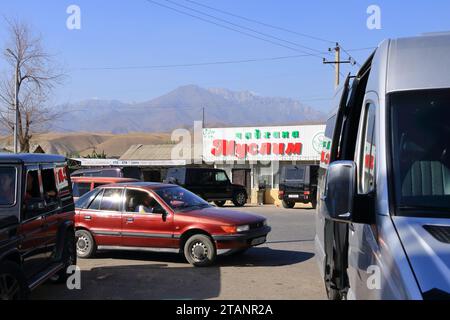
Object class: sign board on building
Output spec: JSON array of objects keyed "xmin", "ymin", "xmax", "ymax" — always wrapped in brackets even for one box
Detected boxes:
[{"xmin": 203, "ymin": 125, "xmax": 325, "ymax": 162}]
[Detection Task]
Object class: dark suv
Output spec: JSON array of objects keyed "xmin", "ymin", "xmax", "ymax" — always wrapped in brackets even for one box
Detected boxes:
[
  {"xmin": 0, "ymin": 154, "xmax": 76, "ymax": 300},
  {"xmin": 278, "ymin": 165, "xmax": 319, "ymax": 209},
  {"xmin": 165, "ymin": 167, "xmax": 247, "ymax": 207}
]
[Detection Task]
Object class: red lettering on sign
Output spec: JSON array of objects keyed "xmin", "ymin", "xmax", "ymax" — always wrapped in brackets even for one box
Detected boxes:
[
  {"xmin": 272, "ymin": 143, "xmax": 285, "ymax": 155},
  {"xmin": 285, "ymin": 143, "xmax": 302, "ymax": 155},
  {"xmin": 260, "ymin": 143, "xmax": 271, "ymax": 155},
  {"xmin": 235, "ymin": 143, "xmax": 247, "ymax": 159}
]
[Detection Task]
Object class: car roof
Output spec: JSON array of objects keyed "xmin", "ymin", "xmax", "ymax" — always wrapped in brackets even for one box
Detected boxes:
[
  {"xmin": 0, "ymin": 153, "xmax": 66, "ymax": 164},
  {"xmin": 99, "ymin": 181, "xmax": 176, "ymax": 190},
  {"xmin": 71, "ymin": 177, "xmax": 139, "ymax": 183}
]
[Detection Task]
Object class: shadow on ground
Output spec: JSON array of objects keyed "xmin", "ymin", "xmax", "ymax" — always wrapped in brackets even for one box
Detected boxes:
[{"xmin": 31, "ymin": 247, "xmax": 314, "ymax": 300}]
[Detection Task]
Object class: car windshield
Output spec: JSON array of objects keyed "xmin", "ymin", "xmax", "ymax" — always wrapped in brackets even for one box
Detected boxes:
[
  {"xmin": 0, "ymin": 167, "xmax": 16, "ymax": 206},
  {"xmin": 155, "ymin": 186, "xmax": 210, "ymax": 212},
  {"xmin": 390, "ymin": 89, "xmax": 450, "ymax": 218}
]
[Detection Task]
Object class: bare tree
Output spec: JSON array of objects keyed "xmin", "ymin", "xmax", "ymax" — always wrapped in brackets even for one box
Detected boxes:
[{"xmin": 0, "ymin": 18, "xmax": 63, "ymax": 152}]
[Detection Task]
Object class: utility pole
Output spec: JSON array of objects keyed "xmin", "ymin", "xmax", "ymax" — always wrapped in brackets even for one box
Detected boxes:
[
  {"xmin": 6, "ymin": 48, "xmax": 20, "ymax": 154},
  {"xmin": 202, "ymin": 107, "xmax": 205, "ymax": 128},
  {"xmin": 323, "ymin": 43, "xmax": 353, "ymax": 88}
]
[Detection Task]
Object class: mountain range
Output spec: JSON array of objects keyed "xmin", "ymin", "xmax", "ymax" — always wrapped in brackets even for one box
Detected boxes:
[{"xmin": 54, "ymin": 85, "xmax": 326, "ymax": 133}]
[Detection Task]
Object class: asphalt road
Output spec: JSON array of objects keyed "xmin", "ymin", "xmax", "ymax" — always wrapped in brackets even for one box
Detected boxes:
[{"xmin": 32, "ymin": 204, "xmax": 327, "ymax": 300}]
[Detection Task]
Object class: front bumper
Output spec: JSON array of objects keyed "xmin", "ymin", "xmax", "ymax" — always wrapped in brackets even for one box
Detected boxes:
[{"xmin": 212, "ymin": 226, "xmax": 271, "ymax": 249}]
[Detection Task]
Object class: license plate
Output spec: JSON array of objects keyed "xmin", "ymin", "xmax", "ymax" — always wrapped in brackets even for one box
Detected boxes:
[
  {"xmin": 288, "ymin": 194, "xmax": 299, "ymax": 199},
  {"xmin": 251, "ymin": 236, "xmax": 266, "ymax": 246}
]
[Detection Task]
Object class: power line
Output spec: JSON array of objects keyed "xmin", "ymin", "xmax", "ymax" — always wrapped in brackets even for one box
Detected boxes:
[
  {"xmin": 183, "ymin": 0, "xmax": 336, "ymax": 44},
  {"xmin": 73, "ymin": 53, "xmax": 327, "ymax": 71},
  {"xmin": 144, "ymin": 0, "xmax": 325, "ymax": 59},
  {"xmin": 163, "ymin": 0, "xmax": 327, "ymax": 56}
]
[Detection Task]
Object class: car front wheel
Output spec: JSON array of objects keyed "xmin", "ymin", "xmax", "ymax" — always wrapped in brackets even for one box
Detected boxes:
[
  {"xmin": 184, "ymin": 234, "xmax": 216, "ymax": 267},
  {"xmin": 232, "ymin": 191, "xmax": 247, "ymax": 207},
  {"xmin": 0, "ymin": 261, "xmax": 29, "ymax": 300},
  {"xmin": 75, "ymin": 230, "xmax": 97, "ymax": 258}
]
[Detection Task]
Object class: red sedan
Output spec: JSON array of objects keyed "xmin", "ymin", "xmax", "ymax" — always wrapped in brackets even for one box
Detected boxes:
[{"xmin": 74, "ymin": 182, "xmax": 271, "ymax": 266}]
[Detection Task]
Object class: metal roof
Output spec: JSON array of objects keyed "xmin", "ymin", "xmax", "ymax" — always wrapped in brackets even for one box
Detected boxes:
[
  {"xmin": 120, "ymin": 144, "xmax": 182, "ymax": 161},
  {"xmin": 387, "ymin": 34, "xmax": 450, "ymax": 92}
]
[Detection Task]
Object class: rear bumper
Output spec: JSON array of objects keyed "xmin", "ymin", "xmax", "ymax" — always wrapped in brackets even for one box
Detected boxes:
[
  {"xmin": 280, "ymin": 194, "xmax": 312, "ymax": 202},
  {"xmin": 212, "ymin": 226, "xmax": 271, "ymax": 249}
]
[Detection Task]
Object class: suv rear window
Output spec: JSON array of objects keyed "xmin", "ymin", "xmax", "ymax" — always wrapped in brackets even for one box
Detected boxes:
[
  {"xmin": 0, "ymin": 167, "xmax": 16, "ymax": 206},
  {"xmin": 284, "ymin": 167, "xmax": 305, "ymax": 181}
]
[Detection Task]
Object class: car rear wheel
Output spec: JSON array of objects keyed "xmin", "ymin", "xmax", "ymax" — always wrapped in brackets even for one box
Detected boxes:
[
  {"xmin": 184, "ymin": 234, "xmax": 216, "ymax": 267},
  {"xmin": 282, "ymin": 200, "xmax": 295, "ymax": 208},
  {"xmin": 214, "ymin": 200, "xmax": 226, "ymax": 207},
  {"xmin": 75, "ymin": 230, "xmax": 96, "ymax": 259},
  {"xmin": 0, "ymin": 261, "xmax": 29, "ymax": 300},
  {"xmin": 232, "ymin": 191, "xmax": 247, "ymax": 207},
  {"xmin": 50, "ymin": 232, "xmax": 77, "ymax": 283}
]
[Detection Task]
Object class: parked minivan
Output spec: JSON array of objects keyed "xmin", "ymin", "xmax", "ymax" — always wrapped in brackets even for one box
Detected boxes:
[
  {"xmin": 315, "ymin": 34, "xmax": 450, "ymax": 300},
  {"xmin": 71, "ymin": 166, "xmax": 143, "ymax": 180},
  {"xmin": 0, "ymin": 154, "xmax": 76, "ymax": 299}
]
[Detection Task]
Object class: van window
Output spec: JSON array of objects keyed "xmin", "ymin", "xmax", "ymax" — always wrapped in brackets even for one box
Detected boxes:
[
  {"xmin": 99, "ymin": 188, "xmax": 122, "ymax": 211},
  {"xmin": 0, "ymin": 167, "xmax": 16, "ymax": 206},
  {"xmin": 321, "ymin": 115, "xmax": 337, "ymax": 166},
  {"xmin": 390, "ymin": 89, "xmax": 450, "ymax": 217},
  {"xmin": 359, "ymin": 103, "xmax": 376, "ymax": 194},
  {"xmin": 73, "ymin": 182, "xmax": 92, "ymax": 198},
  {"xmin": 284, "ymin": 167, "xmax": 305, "ymax": 181}
]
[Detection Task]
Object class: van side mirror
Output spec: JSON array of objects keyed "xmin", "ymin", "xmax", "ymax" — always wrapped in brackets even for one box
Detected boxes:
[
  {"xmin": 323, "ymin": 161, "xmax": 356, "ymax": 223},
  {"xmin": 323, "ymin": 161, "xmax": 375, "ymax": 225}
]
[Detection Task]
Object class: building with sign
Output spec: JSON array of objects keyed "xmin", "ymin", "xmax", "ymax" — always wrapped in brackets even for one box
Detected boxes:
[{"xmin": 203, "ymin": 124, "xmax": 325, "ymax": 205}]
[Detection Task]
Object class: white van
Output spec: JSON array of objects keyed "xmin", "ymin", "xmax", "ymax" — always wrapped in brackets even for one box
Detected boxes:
[{"xmin": 315, "ymin": 34, "xmax": 450, "ymax": 300}]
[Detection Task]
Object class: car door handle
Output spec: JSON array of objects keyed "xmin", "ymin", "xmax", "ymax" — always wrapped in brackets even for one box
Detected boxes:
[
  {"xmin": 126, "ymin": 217, "xmax": 134, "ymax": 223},
  {"xmin": 84, "ymin": 215, "xmax": 92, "ymax": 220}
]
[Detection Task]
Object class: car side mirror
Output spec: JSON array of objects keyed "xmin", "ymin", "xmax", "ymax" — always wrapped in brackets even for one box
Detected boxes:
[
  {"xmin": 323, "ymin": 161, "xmax": 356, "ymax": 223},
  {"xmin": 323, "ymin": 161, "xmax": 375, "ymax": 225}
]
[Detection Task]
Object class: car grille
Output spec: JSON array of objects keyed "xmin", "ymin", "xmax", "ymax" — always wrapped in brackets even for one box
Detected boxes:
[{"xmin": 423, "ymin": 225, "xmax": 450, "ymax": 244}]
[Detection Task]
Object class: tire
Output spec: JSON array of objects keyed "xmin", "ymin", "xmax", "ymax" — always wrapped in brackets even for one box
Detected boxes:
[
  {"xmin": 50, "ymin": 232, "xmax": 77, "ymax": 284},
  {"xmin": 75, "ymin": 229, "xmax": 96, "ymax": 259},
  {"xmin": 184, "ymin": 234, "xmax": 216, "ymax": 267},
  {"xmin": 311, "ymin": 198, "xmax": 317, "ymax": 209},
  {"xmin": 232, "ymin": 191, "xmax": 247, "ymax": 207},
  {"xmin": 0, "ymin": 261, "xmax": 29, "ymax": 300},
  {"xmin": 214, "ymin": 200, "xmax": 226, "ymax": 207},
  {"xmin": 282, "ymin": 200, "xmax": 295, "ymax": 209}
]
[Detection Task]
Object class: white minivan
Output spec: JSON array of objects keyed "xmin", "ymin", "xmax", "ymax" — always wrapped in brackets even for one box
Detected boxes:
[{"xmin": 315, "ymin": 34, "xmax": 450, "ymax": 300}]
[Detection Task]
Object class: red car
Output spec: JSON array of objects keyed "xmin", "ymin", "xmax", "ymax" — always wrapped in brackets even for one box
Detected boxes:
[
  {"xmin": 74, "ymin": 182, "xmax": 271, "ymax": 266},
  {"xmin": 71, "ymin": 176, "xmax": 139, "ymax": 201}
]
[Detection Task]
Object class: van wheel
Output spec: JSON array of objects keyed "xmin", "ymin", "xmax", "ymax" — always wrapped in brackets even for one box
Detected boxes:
[
  {"xmin": 0, "ymin": 261, "xmax": 29, "ymax": 300},
  {"xmin": 75, "ymin": 230, "xmax": 96, "ymax": 258},
  {"xmin": 232, "ymin": 191, "xmax": 247, "ymax": 207},
  {"xmin": 50, "ymin": 232, "xmax": 77, "ymax": 283},
  {"xmin": 214, "ymin": 201, "xmax": 226, "ymax": 207},
  {"xmin": 282, "ymin": 200, "xmax": 295, "ymax": 208},
  {"xmin": 184, "ymin": 234, "xmax": 216, "ymax": 267}
]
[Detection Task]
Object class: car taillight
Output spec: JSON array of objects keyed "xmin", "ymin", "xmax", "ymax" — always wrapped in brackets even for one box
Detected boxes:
[
  {"xmin": 304, "ymin": 191, "xmax": 310, "ymax": 195},
  {"xmin": 278, "ymin": 190, "xmax": 284, "ymax": 196}
]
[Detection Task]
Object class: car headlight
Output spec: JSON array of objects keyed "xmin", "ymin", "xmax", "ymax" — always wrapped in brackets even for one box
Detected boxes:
[{"xmin": 236, "ymin": 225, "xmax": 250, "ymax": 232}]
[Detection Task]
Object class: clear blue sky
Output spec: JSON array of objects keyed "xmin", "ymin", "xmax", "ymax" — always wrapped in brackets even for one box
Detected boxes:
[{"xmin": 0, "ymin": 0, "xmax": 449, "ymax": 112}]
